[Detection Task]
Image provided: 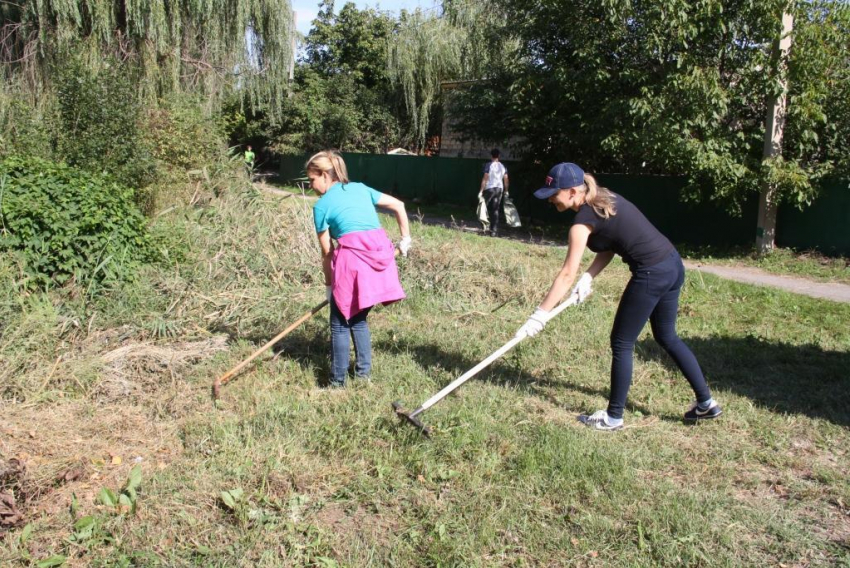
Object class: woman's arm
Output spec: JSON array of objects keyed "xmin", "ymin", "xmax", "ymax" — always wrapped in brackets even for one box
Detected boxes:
[
  {"xmin": 318, "ymin": 230, "xmax": 334, "ymax": 285},
  {"xmin": 586, "ymin": 250, "xmax": 615, "ymax": 278},
  {"xmin": 539, "ymin": 224, "xmax": 591, "ymax": 311},
  {"xmin": 376, "ymin": 194, "xmax": 410, "ymax": 239}
]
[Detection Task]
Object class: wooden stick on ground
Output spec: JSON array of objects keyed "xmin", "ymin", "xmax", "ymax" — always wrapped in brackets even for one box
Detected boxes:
[{"xmin": 211, "ymin": 300, "xmax": 329, "ymax": 401}]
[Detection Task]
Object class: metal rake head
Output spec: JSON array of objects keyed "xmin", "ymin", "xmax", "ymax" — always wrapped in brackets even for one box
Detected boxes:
[{"xmin": 392, "ymin": 400, "xmax": 431, "ymax": 438}]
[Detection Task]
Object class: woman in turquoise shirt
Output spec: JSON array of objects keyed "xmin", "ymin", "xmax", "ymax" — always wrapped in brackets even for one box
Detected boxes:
[{"xmin": 306, "ymin": 150, "xmax": 411, "ymax": 387}]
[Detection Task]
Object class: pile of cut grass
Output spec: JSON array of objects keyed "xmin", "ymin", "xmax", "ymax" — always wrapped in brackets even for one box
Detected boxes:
[{"xmin": 1, "ymin": 189, "xmax": 848, "ymax": 567}]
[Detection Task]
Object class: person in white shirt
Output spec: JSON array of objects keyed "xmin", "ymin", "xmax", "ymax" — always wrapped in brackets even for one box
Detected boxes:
[{"xmin": 478, "ymin": 148, "xmax": 509, "ymax": 237}]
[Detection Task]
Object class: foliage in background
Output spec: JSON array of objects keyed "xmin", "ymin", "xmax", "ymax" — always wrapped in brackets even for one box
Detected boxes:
[
  {"xmin": 144, "ymin": 95, "xmax": 228, "ymax": 174},
  {"xmin": 0, "ymin": 157, "xmax": 155, "ymax": 290},
  {"xmin": 0, "ymin": 97, "xmax": 57, "ymax": 161},
  {"xmin": 3, "ymin": 53, "xmax": 236, "ymax": 213},
  {"xmin": 140, "ymin": 94, "xmax": 239, "ymax": 213},
  {"xmin": 271, "ymin": 67, "xmax": 403, "ymax": 154},
  {"xmin": 388, "ymin": 0, "xmax": 516, "ymax": 150},
  {"xmin": 444, "ymin": 0, "xmax": 850, "ymax": 212},
  {"xmin": 0, "ymin": 0, "xmax": 294, "ymax": 119},
  {"xmin": 53, "ymin": 56, "xmax": 156, "ymax": 193},
  {"xmin": 249, "ymin": 1, "xmax": 408, "ymax": 154},
  {"xmin": 782, "ymin": 1, "xmax": 850, "ymax": 191}
]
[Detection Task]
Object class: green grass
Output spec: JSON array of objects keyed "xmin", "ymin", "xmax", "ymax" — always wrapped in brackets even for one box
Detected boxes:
[
  {"xmin": 404, "ymin": 201, "xmax": 850, "ymax": 284},
  {"xmin": 679, "ymin": 245, "xmax": 850, "ymax": 284},
  {"xmin": 1, "ymin": 190, "xmax": 848, "ymax": 567}
]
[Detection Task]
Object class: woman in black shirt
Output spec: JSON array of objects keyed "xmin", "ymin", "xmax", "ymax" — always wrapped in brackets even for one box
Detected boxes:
[{"xmin": 516, "ymin": 162, "xmax": 721, "ymax": 430}]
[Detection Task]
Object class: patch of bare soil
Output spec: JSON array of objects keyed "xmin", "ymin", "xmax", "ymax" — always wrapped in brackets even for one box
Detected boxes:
[
  {"xmin": 0, "ymin": 401, "xmax": 180, "ymax": 526},
  {"xmin": 0, "ymin": 458, "xmax": 26, "ymax": 531}
]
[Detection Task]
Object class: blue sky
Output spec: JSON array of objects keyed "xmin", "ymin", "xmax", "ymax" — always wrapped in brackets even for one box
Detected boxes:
[{"xmin": 291, "ymin": 0, "xmax": 438, "ymax": 35}]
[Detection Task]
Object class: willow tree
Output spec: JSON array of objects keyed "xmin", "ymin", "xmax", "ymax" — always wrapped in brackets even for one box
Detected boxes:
[
  {"xmin": 0, "ymin": 0, "xmax": 294, "ymax": 115},
  {"xmin": 387, "ymin": 0, "xmax": 516, "ymax": 149}
]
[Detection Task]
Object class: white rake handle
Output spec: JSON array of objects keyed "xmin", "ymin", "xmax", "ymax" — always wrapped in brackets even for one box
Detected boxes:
[{"xmin": 412, "ymin": 293, "xmax": 580, "ymax": 416}]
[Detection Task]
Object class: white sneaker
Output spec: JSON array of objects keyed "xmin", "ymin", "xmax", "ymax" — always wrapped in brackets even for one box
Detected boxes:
[{"xmin": 578, "ymin": 410, "xmax": 624, "ymax": 431}]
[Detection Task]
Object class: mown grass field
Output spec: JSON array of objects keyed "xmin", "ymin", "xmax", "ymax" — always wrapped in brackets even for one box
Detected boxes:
[{"xmin": 1, "ymin": 188, "xmax": 848, "ymax": 567}]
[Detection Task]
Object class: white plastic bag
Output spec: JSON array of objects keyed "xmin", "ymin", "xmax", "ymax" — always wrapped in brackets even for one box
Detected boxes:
[
  {"xmin": 477, "ymin": 194, "xmax": 490, "ymax": 230},
  {"xmin": 502, "ymin": 195, "xmax": 522, "ymax": 228}
]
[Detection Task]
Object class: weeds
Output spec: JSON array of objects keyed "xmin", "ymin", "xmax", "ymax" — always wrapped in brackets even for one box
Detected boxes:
[{"xmin": 1, "ymin": 184, "xmax": 848, "ymax": 567}]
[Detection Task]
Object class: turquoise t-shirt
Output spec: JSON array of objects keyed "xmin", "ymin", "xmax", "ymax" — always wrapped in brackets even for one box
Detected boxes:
[{"xmin": 313, "ymin": 182, "xmax": 383, "ymax": 239}]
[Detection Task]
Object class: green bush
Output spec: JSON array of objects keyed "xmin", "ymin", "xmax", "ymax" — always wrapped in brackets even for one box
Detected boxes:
[
  {"xmin": 145, "ymin": 95, "xmax": 226, "ymax": 171},
  {"xmin": 0, "ymin": 97, "xmax": 58, "ymax": 161},
  {"xmin": 139, "ymin": 95, "xmax": 232, "ymax": 212},
  {"xmin": 54, "ymin": 56, "xmax": 156, "ymax": 195},
  {"xmin": 0, "ymin": 156, "xmax": 156, "ymax": 289}
]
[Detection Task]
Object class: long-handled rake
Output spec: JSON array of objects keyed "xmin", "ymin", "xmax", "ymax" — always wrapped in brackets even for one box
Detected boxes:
[
  {"xmin": 211, "ymin": 300, "xmax": 329, "ymax": 401},
  {"xmin": 393, "ymin": 294, "xmax": 580, "ymax": 437}
]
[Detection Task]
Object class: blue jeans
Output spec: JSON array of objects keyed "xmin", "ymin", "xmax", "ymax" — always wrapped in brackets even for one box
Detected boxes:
[
  {"xmin": 329, "ymin": 299, "xmax": 372, "ymax": 386},
  {"xmin": 607, "ymin": 250, "xmax": 711, "ymax": 418}
]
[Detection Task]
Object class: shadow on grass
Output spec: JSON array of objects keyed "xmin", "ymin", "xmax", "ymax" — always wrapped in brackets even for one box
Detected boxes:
[
  {"xmin": 271, "ymin": 332, "xmax": 332, "ymax": 387},
  {"xmin": 373, "ymin": 338, "xmax": 666, "ymax": 421},
  {"xmin": 636, "ymin": 335, "xmax": 850, "ymax": 427}
]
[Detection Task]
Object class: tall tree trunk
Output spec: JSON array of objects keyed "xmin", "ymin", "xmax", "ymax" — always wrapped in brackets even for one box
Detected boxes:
[{"xmin": 756, "ymin": 11, "xmax": 794, "ymax": 255}]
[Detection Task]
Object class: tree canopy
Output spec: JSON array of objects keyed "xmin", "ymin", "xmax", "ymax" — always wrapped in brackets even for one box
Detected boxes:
[
  {"xmin": 259, "ymin": 1, "xmax": 410, "ymax": 154},
  {"xmin": 0, "ymin": 0, "xmax": 294, "ymax": 114},
  {"xmin": 387, "ymin": 0, "xmax": 517, "ymax": 149},
  {"xmin": 443, "ymin": 0, "xmax": 850, "ymax": 211}
]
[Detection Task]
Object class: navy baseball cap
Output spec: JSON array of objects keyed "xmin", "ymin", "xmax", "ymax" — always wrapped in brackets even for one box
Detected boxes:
[{"xmin": 534, "ymin": 162, "xmax": 585, "ymax": 199}]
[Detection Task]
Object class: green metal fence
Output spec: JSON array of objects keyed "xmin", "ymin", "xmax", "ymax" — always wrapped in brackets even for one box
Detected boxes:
[
  {"xmin": 281, "ymin": 153, "xmax": 849, "ymax": 254},
  {"xmin": 777, "ymin": 179, "xmax": 850, "ymax": 255}
]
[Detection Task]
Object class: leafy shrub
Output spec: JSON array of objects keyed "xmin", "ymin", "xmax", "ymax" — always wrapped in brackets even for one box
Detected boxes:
[
  {"xmin": 0, "ymin": 156, "xmax": 156, "ymax": 289},
  {"xmin": 54, "ymin": 56, "xmax": 156, "ymax": 195},
  {"xmin": 139, "ymin": 95, "xmax": 232, "ymax": 213},
  {"xmin": 145, "ymin": 95, "xmax": 226, "ymax": 171},
  {"xmin": 0, "ymin": 97, "xmax": 58, "ymax": 161}
]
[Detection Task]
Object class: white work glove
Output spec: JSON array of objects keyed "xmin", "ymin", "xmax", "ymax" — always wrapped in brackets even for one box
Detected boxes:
[
  {"xmin": 325, "ymin": 285, "xmax": 333, "ymax": 304},
  {"xmin": 516, "ymin": 307, "xmax": 551, "ymax": 339},
  {"xmin": 571, "ymin": 272, "xmax": 593, "ymax": 303},
  {"xmin": 399, "ymin": 236, "xmax": 412, "ymax": 257}
]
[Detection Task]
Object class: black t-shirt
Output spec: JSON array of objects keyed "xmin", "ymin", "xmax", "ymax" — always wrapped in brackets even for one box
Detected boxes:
[{"xmin": 573, "ymin": 192, "xmax": 674, "ymax": 271}]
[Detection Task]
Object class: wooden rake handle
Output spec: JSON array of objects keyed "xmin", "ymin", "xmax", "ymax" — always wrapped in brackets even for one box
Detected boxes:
[{"xmin": 211, "ymin": 300, "xmax": 329, "ymax": 400}]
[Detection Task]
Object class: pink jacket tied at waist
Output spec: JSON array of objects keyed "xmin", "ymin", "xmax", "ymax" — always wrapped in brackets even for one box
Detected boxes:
[{"xmin": 332, "ymin": 228, "xmax": 406, "ymax": 320}]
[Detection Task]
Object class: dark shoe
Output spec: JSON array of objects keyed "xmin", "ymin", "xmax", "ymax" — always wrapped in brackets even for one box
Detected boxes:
[{"xmin": 684, "ymin": 400, "xmax": 722, "ymax": 423}]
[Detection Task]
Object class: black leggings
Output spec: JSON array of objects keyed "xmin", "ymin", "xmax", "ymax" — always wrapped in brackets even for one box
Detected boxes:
[{"xmin": 607, "ymin": 250, "xmax": 711, "ymax": 418}]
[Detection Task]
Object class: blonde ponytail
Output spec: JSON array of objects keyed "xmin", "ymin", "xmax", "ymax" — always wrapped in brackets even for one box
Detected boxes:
[
  {"xmin": 304, "ymin": 150, "xmax": 350, "ymax": 184},
  {"xmin": 583, "ymin": 174, "xmax": 617, "ymax": 219}
]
